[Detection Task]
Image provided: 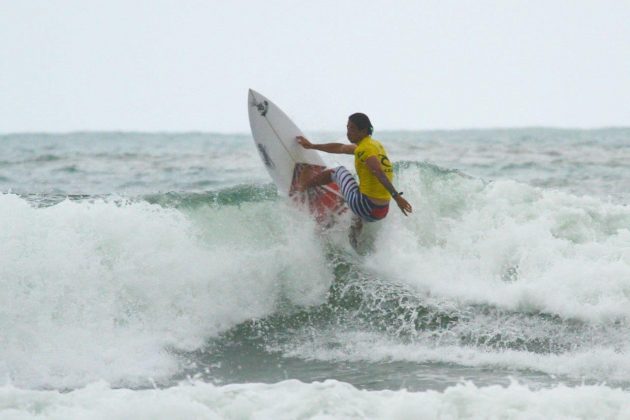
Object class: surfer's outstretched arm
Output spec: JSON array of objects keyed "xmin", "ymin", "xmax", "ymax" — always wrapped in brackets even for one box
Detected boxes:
[
  {"xmin": 365, "ymin": 156, "xmax": 413, "ymax": 216},
  {"xmin": 297, "ymin": 136, "xmax": 356, "ymax": 155}
]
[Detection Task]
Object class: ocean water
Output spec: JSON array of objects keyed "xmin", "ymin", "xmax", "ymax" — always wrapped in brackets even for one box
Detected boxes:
[{"xmin": 1, "ymin": 128, "xmax": 629, "ymax": 419}]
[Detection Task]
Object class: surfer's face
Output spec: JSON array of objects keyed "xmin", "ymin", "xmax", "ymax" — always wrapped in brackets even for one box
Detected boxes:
[{"xmin": 346, "ymin": 121, "xmax": 367, "ymax": 143}]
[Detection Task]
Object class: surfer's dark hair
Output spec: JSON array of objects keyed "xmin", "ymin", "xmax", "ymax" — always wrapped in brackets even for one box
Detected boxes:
[{"xmin": 349, "ymin": 113, "xmax": 373, "ymax": 135}]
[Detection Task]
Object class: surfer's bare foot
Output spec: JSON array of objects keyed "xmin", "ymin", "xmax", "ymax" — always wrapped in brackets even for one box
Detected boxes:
[
  {"xmin": 306, "ymin": 169, "xmax": 333, "ymax": 189},
  {"xmin": 296, "ymin": 169, "xmax": 331, "ymax": 192}
]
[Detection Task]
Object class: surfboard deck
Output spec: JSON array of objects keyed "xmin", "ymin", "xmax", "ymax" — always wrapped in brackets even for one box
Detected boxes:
[{"xmin": 247, "ymin": 89, "xmax": 346, "ymax": 225}]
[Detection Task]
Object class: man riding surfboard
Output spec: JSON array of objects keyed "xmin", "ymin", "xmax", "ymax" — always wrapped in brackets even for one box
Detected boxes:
[{"xmin": 296, "ymin": 113, "xmax": 412, "ymax": 245}]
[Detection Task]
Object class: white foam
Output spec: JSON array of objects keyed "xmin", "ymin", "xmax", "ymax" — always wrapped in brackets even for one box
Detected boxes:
[
  {"xmin": 0, "ymin": 194, "xmax": 332, "ymax": 388},
  {"xmin": 371, "ymin": 167, "xmax": 630, "ymax": 322},
  {"xmin": 268, "ymin": 168, "xmax": 630, "ymax": 383},
  {"xmin": 2, "ymin": 164, "xmax": 629, "ymax": 388},
  {"xmin": 283, "ymin": 330, "xmax": 630, "ymax": 383},
  {"xmin": 2, "ymin": 380, "xmax": 630, "ymax": 420}
]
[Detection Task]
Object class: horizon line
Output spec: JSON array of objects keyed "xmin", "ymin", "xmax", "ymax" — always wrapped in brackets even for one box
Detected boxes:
[{"xmin": 2, "ymin": 125, "xmax": 630, "ymax": 137}]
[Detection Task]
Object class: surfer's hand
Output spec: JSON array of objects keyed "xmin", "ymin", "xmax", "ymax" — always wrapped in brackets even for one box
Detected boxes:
[
  {"xmin": 394, "ymin": 195, "xmax": 412, "ymax": 216},
  {"xmin": 296, "ymin": 136, "xmax": 313, "ymax": 149}
]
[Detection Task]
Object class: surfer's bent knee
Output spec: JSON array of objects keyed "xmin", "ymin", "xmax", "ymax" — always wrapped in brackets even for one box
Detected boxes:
[{"xmin": 331, "ymin": 166, "xmax": 389, "ymax": 223}]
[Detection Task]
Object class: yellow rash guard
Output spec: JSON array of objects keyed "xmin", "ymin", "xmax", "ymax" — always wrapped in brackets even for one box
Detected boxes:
[{"xmin": 354, "ymin": 136, "xmax": 394, "ymax": 201}]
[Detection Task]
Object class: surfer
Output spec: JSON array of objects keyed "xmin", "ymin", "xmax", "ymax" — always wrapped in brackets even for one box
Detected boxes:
[{"xmin": 296, "ymin": 113, "xmax": 412, "ymax": 243}]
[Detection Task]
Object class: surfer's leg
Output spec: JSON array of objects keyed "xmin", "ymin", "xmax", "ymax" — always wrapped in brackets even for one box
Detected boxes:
[
  {"xmin": 349, "ymin": 216, "xmax": 363, "ymax": 249},
  {"xmin": 331, "ymin": 166, "xmax": 358, "ymax": 198},
  {"xmin": 332, "ymin": 167, "xmax": 375, "ymax": 222},
  {"xmin": 331, "ymin": 166, "xmax": 376, "ymax": 250}
]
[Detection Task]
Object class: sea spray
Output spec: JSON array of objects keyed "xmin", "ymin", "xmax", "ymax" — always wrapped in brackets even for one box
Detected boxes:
[{"xmin": 0, "ymin": 193, "xmax": 332, "ymax": 388}]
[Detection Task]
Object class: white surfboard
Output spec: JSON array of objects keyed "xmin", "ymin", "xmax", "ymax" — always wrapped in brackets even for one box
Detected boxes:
[{"xmin": 247, "ymin": 89, "xmax": 346, "ymax": 224}]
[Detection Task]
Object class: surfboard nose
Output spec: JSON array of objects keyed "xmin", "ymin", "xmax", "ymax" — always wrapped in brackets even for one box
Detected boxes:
[
  {"xmin": 248, "ymin": 89, "xmax": 262, "ymax": 107},
  {"xmin": 248, "ymin": 89, "xmax": 257, "ymax": 108}
]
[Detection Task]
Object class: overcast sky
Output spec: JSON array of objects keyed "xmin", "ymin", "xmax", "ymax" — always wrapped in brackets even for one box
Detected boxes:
[{"xmin": 1, "ymin": 0, "xmax": 629, "ymax": 133}]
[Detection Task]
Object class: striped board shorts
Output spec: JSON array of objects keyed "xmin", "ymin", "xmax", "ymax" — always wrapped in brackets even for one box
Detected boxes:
[{"xmin": 331, "ymin": 166, "xmax": 389, "ymax": 222}]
